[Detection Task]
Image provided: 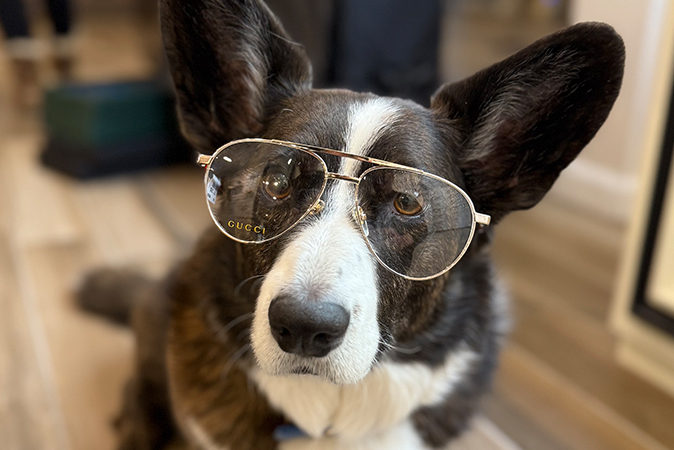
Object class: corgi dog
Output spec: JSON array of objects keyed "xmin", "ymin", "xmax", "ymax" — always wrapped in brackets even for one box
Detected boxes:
[{"xmin": 79, "ymin": 1, "xmax": 624, "ymax": 449}]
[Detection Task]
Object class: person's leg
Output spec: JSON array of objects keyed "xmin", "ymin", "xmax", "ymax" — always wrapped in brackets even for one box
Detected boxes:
[
  {"xmin": 0, "ymin": 0, "xmax": 41, "ymax": 107},
  {"xmin": 0, "ymin": 0, "xmax": 30, "ymax": 39},
  {"xmin": 46, "ymin": 0, "xmax": 74, "ymax": 79},
  {"xmin": 46, "ymin": 0, "xmax": 72, "ymax": 35},
  {"xmin": 331, "ymin": 0, "xmax": 442, "ymax": 105}
]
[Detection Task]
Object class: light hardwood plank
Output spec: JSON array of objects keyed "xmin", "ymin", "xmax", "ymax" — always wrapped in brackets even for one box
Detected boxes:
[
  {"xmin": 70, "ymin": 177, "xmax": 176, "ymax": 273},
  {"xmin": 493, "ymin": 344, "xmax": 668, "ymax": 450},
  {"xmin": 493, "ymin": 236, "xmax": 612, "ymax": 322},
  {"xmin": 492, "ymin": 202, "xmax": 674, "ymax": 448},
  {"xmin": 24, "ymin": 243, "xmax": 134, "ymax": 450},
  {"xmin": 504, "ymin": 299, "xmax": 674, "ymax": 448},
  {"xmin": 495, "ymin": 203, "xmax": 620, "ymax": 293},
  {"xmin": 0, "ymin": 237, "xmax": 63, "ymax": 450},
  {"xmin": 74, "ymin": 14, "xmax": 157, "ymax": 82},
  {"xmin": 483, "ymin": 392, "xmax": 571, "ymax": 450},
  {"xmin": 138, "ymin": 166, "xmax": 211, "ymax": 248},
  {"xmin": 0, "ymin": 142, "xmax": 10, "ymax": 235},
  {"xmin": 451, "ymin": 416, "xmax": 522, "ymax": 450},
  {"xmin": 4, "ymin": 137, "xmax": 82, "ymax": 248}
]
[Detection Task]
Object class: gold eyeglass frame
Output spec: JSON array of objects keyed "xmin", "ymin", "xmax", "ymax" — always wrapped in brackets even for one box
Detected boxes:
[{"xmin": 197, "ymin": 138, "xmax": 491, "ymax": 281}]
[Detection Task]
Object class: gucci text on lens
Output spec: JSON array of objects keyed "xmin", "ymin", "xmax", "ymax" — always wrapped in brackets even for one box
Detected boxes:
[{"xmin": 227, "ymin": 221, "xmax": 266, "ymax": 235}]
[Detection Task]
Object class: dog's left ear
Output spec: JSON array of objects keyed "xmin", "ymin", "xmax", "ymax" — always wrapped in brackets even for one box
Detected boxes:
[
  {"xmin": 432, "ymin": 22, "xmax": 625, "ymax": 223},
  {"xmin": 160, "ymin": 0, "xmax": 312, "ymax": 153}
]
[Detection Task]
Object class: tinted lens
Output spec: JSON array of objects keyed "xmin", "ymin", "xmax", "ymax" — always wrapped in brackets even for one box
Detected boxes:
[
  {"xmin": 206, "ymin": 141, "xmax": 326, "ymax": 242},
  {"xmin": 357, "ymin": 168, "xmax": 475, "ymax": 279}
]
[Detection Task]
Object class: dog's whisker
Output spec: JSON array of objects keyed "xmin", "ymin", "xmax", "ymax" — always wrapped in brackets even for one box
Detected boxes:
[
  {"xmin": 236, "ymin": 327, "xmax": 251, "ymax": 342},
  {"xmin": 422, "ymin": 331, "xmax": 441, "ymax": 343},
  {"xmin": 196, "ymin": 294, "xmax": 213, "ymax": 312},
  {"xmin": 378, "ymin": 338, "xmax": 394, "ymax": 351},
  {"xmin": 250, "ymin": 276, "xmax": 266, "ymax": 295},
  {"xmin": 221, "ymin": 344, "xmax": 252, "ymax": 380},
  {"xmin": 222, "ymin": 312, "xmax": 253, "ymax": 335},
  {"xmin": 209, "ymin": 312, "xmax": 253, "ymax": 344},
  {"xmin": 391, "ymin": 345, "xmax": 423, "ymax": 355},
  {"xmin": 234, "ymin": 274, "xmax": 266, "ymax": 297},
  {"xmin": 269, "ymin": 30, "xmax": 302, "ymax": 47},
  {"xmin": 377, "ymin": 334, "xmax": 422, "ymax": 355}
]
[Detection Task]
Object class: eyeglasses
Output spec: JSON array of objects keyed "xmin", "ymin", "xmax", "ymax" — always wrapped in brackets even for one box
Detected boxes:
[{"xmin": 196, "ymin": 139, "xmax": 491, "ymax": 281}]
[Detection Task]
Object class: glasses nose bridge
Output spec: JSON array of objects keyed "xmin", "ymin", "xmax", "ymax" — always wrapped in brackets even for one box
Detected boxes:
[
  {"xmin": 323, "ymin": 171, "xmax": 360, "ymax": 213},
  {"xmin": 322, "ymin": 172, "xmax": 364, "ymax": 226},
  {"xmin": 326, "ymin": 172, "xmax": 360, "ymax": 184}
]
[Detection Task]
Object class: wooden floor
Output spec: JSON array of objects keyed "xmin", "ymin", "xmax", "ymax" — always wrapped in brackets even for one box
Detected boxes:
[
  {"xmin": 488, "ymin": 203, "xmax": 674, "ymax": 450},
  {"xmin": 2, "ymin": 6, "xmax": 674, "ymax": 450}
]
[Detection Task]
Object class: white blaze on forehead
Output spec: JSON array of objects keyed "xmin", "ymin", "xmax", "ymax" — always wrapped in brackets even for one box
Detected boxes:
[
  {"xmin": 327, "ymin": 97, "xmax": 401, "ymax": 215},
  {"xmin": 343, "ymin": 97, "xmax": 401, "ymax": 175}
]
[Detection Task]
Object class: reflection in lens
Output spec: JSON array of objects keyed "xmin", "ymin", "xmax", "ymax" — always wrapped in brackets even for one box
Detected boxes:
[
  {"xmin": 207, "ymin": 141, "xmax": 326, "ymax": 242},
  {"xmin": 262, "ymin": 167, "xmax": 291, "ymax": 199},
  {"xmin": 357, "ymin": 168, "xmax": 474, "ymax": 279}
]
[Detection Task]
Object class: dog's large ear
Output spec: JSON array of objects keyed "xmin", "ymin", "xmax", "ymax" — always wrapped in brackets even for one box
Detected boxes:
[
  {"xmin": 160, "ymin": 0, "xmax": 312, "ymax": 153},
  {"xmin": 432, "ymin": 22, "xmax": 625, "ymax": 223}
]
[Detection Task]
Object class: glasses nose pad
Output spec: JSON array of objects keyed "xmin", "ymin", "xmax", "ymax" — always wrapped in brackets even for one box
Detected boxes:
[
  {"xmin": 352, "ymin": 206, "xmax": 369, "ymax": 237},
  {"xmin": 308, "ymin": 199, "xmax": 325, "ymax": 216}
]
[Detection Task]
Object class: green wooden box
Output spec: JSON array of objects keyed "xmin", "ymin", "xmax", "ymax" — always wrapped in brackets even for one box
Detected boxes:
[
  {"xmin": 44, "ymin": 81, "xmax": 177, "ymax": 147},
  {"xmin": 42, "ymin": 80, "xmax": 191, "ymax": 178}
]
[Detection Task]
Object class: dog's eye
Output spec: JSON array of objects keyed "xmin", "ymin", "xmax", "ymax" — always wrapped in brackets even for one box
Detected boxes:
[
  {"xmin": 393, "ymin": 191, "xmax": 423, "ymax": 216},
  {"xmin": 263, "ymin": 168, "xmax": 291, "ymax": 199}
]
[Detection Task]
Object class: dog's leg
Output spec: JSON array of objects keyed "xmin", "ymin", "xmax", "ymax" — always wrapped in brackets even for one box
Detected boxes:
[
  {"xmin": 79, "ymin": 270, "xmax": 180, "ymax": 450},
  {"xmin": 119, "ymin": 281, "xmax": 182, "ymax": 450},
  {"xmin": 114, "ymin": 373, "xmax": 178, "ymax": 450}
]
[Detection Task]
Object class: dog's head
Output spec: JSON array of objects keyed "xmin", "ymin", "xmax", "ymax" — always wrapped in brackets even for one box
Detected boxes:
[{"xmin": 161, "ymin": 0, "xmax": 624, "ymax": 384}]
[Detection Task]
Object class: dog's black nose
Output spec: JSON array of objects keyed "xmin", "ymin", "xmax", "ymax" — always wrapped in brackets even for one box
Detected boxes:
[{"xmin": 268, "ymin": 296, "xmax": 350, "ymax": 357}]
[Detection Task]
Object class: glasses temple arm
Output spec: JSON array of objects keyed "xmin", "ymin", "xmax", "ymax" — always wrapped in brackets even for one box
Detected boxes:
[
  {"xmin": 197, "ymin": 154, "xmax": 212, "ymax": 166},
  {"xmin": 475, "ymin": 212, "xmax": 491, "ymax": 226}
]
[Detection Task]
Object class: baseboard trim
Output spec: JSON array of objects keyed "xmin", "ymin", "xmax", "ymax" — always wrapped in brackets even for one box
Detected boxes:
[
  {"xmin": 548, "ymin": 158, "xmax": 638, "ymax": 224},
  {"xmin": 617, "ymin": 340, "xmax": 674, "ymax": 399}
]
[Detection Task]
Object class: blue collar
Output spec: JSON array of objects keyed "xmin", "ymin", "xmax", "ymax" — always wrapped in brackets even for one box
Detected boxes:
[{"xmin": 273, "ymin": 424, "xmax": 308, "ymax": 442}]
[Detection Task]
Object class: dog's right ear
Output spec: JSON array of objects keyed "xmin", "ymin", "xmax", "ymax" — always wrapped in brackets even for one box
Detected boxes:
[
  {"xmin": 431, "ymin": 22, "xmax": 625, "ymax": 224},
  {"xmin": 160, "ymin": 0, "xmax": 312, "ymax": 153}
]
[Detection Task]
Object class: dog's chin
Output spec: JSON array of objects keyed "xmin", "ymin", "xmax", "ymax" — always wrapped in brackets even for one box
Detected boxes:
[{"xmin": 252, "ymin": 350, "xmax": 375, "ymax": 385}]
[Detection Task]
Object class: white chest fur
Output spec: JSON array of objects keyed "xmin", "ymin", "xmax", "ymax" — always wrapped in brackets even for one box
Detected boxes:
[
  {"xmin": 278, "ymin": 420, "xmax": 428, "ymax": 450},
  {"xmin": 251, "ymin": 345, "xmax": 476, "ymax": 443}
]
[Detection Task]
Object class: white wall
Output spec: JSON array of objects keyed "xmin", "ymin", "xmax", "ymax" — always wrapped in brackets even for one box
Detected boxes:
[
  {"xmin": 609, "ymin": 0, "xmax": 674, "ymax": 398},
  {"xmin": 550, "ymin": 0, "xmax": 670, "ymax": 223}
]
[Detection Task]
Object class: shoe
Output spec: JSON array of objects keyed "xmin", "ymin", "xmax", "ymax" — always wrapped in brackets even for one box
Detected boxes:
[
  {"xmin": 53, "ymin": 35, "xmax": 76, "ymax": 81},
  {"xmin": 6, "ymin": 38, "xmax": 44, "ymax": 108}
]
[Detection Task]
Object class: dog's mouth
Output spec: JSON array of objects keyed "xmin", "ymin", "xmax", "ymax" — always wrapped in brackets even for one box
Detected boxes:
[
  {"xmin": 290, "ymin": 365, "xmax": 319, "ymax": 376},
  {"xmin": 251, "ymin": 343, "xmax": 377, "ymax": 385}
]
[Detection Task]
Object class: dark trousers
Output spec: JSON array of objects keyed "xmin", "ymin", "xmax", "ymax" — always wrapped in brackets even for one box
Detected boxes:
[
  {"xmin": 330, "ymin": 0, "xmax": 441, "ymax": 105},
  {"xmin": 266, "ymin": 0, "xmax": 441, "ymax": 106},
  {"xmin": 0, "ymin": 0, "xmax": 71, "ymax": 39}
]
